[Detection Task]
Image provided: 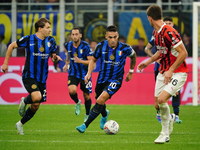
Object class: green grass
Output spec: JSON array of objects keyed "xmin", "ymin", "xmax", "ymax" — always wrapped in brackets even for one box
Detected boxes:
[{"xmin": 0, "ymin": 105, "xmax": 200, "ymax": 150}]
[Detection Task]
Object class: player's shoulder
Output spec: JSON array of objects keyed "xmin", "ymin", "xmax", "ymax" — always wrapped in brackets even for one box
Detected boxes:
[
  {"xmin": 46, "ymin": 36, "xmax": 56, "ymax": 41},
  {"xmin": 18, "ymin": 35, "xmax": 29, "ymax": 41},
  {"xmin": 119, "ymin": 42, "xmax": 132, "ymax": 50},
  {"xmin": 163, "ymin": 24, "xmax": 177, "ymax": 33},
  {"xmin": 81, "ymin": 40, "xmax": 90, "ymax": 48}
]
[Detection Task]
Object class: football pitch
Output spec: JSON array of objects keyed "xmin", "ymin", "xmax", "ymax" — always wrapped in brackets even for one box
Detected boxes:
[{"xmin": 0, "ymin": 104, "xmax": 199, "ymax": 150}]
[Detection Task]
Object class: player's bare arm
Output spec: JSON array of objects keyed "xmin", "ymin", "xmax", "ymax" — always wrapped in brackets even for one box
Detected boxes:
[
  {"xmin": 163, "ymin": 43, "xmax": 188, "ymax": 85},
  {"xmin": 85, "ymin": 56, "xmax": 97, "ymax": 84},
  {"xmin": 137, "ymin": 51, "xmax": 160, "ymax": 72},
  {"xmin": 145, "ymin": 42, "xmax": 153, "ymax": 57},
  {"xmin": 63, "ymin": 51, "xmax": 70, "ymax": 72},
  {"xmin": 1, "ymin": 41, "xmax": 18, "ymax": 73},
  {"xmin": 125, "ymin": 52, "xmax": 137, "ymax": 82},
  {"xmin": 74, "ymin": 56, "xmax": 92, "ymax": 65}
]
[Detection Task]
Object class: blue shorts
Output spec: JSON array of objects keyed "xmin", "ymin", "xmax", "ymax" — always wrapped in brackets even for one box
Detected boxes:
[{"xmin": 95, "ymin": 79, "xmax": 122, "ymax": 99}]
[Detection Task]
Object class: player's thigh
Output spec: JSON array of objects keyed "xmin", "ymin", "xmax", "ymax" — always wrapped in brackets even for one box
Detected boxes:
[
  {"xmin": 154, "ymin": 73, "xmax": 166, "ymax": 97},
  {"xmin": 96, "ymin": 91, "xmax": 110, "ymax": 105},
  {"xmin": 68, "ymin": 76, "xmax": 79, "ymax": 93},
  {"xmin": 104, "ymin": 80, "xmax": 122, "ymax": 99},
  {"xmin": 95, "ymin": 82, "xmax": 108, "ymax": 99},
  {"xmin": 163, "ymin": 73, "xmax": 187, "ymax": 96},
  {"xmin": 80, "ymin": 79, "xmax": 92, "ymax": 94}
]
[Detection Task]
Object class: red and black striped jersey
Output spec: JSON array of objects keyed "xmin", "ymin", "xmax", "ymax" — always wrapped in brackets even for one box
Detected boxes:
[{"xmin": 152, "ymin": 24, "xmax": 188, "ymax": 74}]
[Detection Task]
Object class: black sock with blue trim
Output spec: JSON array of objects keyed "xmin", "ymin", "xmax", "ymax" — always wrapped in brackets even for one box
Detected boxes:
[
  {"xmin": 24, "ymin": 95, "xmax": 33, "ymax": 104},
  {"xmin": 85, "ymin": 103, "xmax": 103, "ymax": 128},
  {"xmin": 85, "ymin": 98, "xmax": 91, "ymax": 115},
  {"xmin": 21, "ymin": 107, "xmax": 35, "ymax": 125}
]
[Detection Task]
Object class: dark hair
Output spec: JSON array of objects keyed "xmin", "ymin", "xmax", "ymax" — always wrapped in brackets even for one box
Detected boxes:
[
  {"xmin": 163, "ymin": 16, "xmax": 173, "ymax": 22},
  {"xmin": 0, "ymin": 35, "xmax": 5, "ymax": 40},
  {"xmin": 146, "ymin": 5, "xmax": 162, "ymax": 20},
  {"xmin": 106, "ymin": 25, "xmax": 118, "ymax": 32},
  {"xmin": 72, "ymin": 27, "xmax": 82, "ymax": 34},
  {"xmin": 35, "ymin": 18, "xmax": 51, "ymax": 32},
  {"xmin": 138, "ymin": 37, "xmax": 144, "ymax": 41}
]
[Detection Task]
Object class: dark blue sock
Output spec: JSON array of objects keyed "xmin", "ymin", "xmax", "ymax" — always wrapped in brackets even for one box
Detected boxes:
[
  {"xmin": 101, "ymin": 104, "xmax": 107, "ymax": 117},
  {"xmin": 172, "ymin": 93, "xmax": 180, "ymax": 116},
  {"xmin": 24, "ymin": 95, "xmax": 33, "ymax": 104},
  {"xmin": 69, "ymin": 93, "xmax": 79, "ymax": 103},
  {"xmin": 84, "ymin": 98, "xmax": 91, "ymax": 115},
  {"xmin": 21, "ymin": 107, "xmax": 35, "ymax": 125},
  {"xmin": 85, "ymin": 103, "xmax": 103, "ymax": 128}
]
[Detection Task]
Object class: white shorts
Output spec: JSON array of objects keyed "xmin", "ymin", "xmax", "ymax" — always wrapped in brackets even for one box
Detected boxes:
[{"xmin": 154, "ymin": 72, "xmax": 187, "ymax": 97}]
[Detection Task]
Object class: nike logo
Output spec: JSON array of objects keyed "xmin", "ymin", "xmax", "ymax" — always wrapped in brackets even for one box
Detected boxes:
[
  {"xmin": 30, "ymin": 44, "xmax": 35, "ymax": 46},
  {"xmin": 102, "ymin": 52, "xmax": 107, "ymax": 54}
]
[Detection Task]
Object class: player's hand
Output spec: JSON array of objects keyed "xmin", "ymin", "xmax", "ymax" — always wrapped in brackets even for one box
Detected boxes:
[
  {"xmin": 125, "ymin": 72, "xmax": 133, "ymax": 82},
  {"xmin": 63, "ymin": 64, "xmax": 69, "ymax": 72},
  {"xmin": 137, "ymin": 63, "xmax": 147, "ymax": 72},
  {"xmin": 52, "ymin": 55, "xmax": 63, "ymax": 63},
  {"xmin": 156, "ymin": 58, "xmax": 161, "ymax": 64},
  {"xmin": 163, "ymin": 70, "xmax": 173, "ymax": 85},
  {"xmin": 1, "ymin": 64, "xmax": 8, "ymax": 73},
  {"xmin": 84, "ymin": 73, "xmax": 91, "ymax": 84},
  {"xmin": 74, "ymin": 56, "xmax": 81, "ymax": 63}
]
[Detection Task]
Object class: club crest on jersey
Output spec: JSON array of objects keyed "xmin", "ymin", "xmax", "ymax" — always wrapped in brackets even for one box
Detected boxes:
[
  {"xmin": 47, "ymin": 42, "xmax": 51, "ymax": 47},
  {"xmin": 39, "ymin": 45, "xmax": 44, "ymax": 52},
  {"xmin": 118, "ymin": 51, "xmax": 122, "ymax": 56},
  {"xmin": 31, "ymin": 84, "xmax": 37, "ymax": 89}
]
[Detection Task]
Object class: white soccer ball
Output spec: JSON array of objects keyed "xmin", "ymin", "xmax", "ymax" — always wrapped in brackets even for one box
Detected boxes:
[{"xmin": 103, "ymin": 120, "xmax": 119, "ymax": 135}]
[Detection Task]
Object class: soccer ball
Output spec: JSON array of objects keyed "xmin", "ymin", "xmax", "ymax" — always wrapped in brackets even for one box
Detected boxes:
[{"xmin": 103, "ymin": 120, "xmax": 119, "ymax": 135}]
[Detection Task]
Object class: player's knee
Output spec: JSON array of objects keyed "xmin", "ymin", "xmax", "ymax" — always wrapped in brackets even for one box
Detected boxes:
[
  {"xmin": 32, "ymin": 94, "xmax": 42, "ymax": 102},
  {"xmin": 157, "ymin": 97, "xmax": 165, "ymax": 104},
  {"xmin": 30, "ymin": 103, "xmax": 40, "ymax": 112},
  {"xmin": 83, "ymin": 93, "xmax": 90, "ymax": 100},
  {"xmin": 69, "ymin": 89, "xmax": 77, "ymax": 95}
]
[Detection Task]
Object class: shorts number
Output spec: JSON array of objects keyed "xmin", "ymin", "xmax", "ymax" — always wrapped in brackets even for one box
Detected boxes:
[
  {"xmin": 109, "ymin": 82, "xmax": 117, "ymax": 89},
  {"xmin": 86, "ymin": 81, "xmax": 92, "ymax": 89},
  {"xmin": 43, "ymin": 89, "xmax": 47, "ymax": 101},
  {"xmin": 171, "ymin": 78, "xmax": 178, "ymax": 86}
]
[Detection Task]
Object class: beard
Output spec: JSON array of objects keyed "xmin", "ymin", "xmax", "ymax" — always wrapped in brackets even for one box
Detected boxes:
[{"xmin": 74, "ymin": 38, "xmax": 79, "ymax": 43}]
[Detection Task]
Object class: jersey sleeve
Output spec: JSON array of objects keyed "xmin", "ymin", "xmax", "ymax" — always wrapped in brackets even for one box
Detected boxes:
[
  {"xmin": 16, "ymin": 35, "xmax": 29, "ymax": 48},
  {"xmin": 49, "ymin": 37, "xmax": 57, "ymax": 53},
  {"xmin": 165, "ymin": 28, "xmax": 182, "ymax": 48},
  {"xmin": 93, "ymin": 43, "xmax": 101, "ymax": 59},
  {"xmin": 127, "ymin": 46, "xmax": 135, "ymax": 57},
  {"xmin": 85, "ymin": 44, "xmax": 93, "ymax": 56},
  {"xmin": 149, "ymin": 35, "xmax": 155, "ymax": 46}
]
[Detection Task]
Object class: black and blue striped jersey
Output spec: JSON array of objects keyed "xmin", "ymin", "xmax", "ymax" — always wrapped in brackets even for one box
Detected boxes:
[
  {"xmin": 149, "ymin": 36, "xmax": 160, "ymax": 72},
  {"xmin": 65, "ymin": 40, "xmax": 92, "ymax": 80},
  {"xmin": 93, "ymin": 40, "xmax": 135, "ymax": 84},
  {"xmin": 16, "ymin": 34, "xmax": 57, "ymax": 83}
]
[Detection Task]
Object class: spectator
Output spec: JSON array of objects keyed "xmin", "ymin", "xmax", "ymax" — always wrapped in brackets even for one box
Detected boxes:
[
  {"xmin": 118, "ymin": 35, "xmax": 126, "ymax": 43},
  {"xmin": 132, "ymin": 37, "xmax": 147, "ymax": 56},
  {"xmin": 182, "ymin": 33, "xmax": 192, "ymax": 57},
  {"xmin": 46, "ymin": 0, "xmax": 59, "ymax": 11},
  {"xmin": 90, "ymin": 40, "xmax": 97, "ymax": 52},
  {"xmin": 0, "ymin": 35, "xmax": 7, "ymax": 57},
  {"xmin": 84, "ymin": 37, "xmax": 91, "ymax": 44}
]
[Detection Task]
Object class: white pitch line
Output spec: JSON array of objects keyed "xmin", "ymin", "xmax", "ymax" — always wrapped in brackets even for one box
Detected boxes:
[
  {"xmin": 0, "ymin": 140, "xmax": 199, "ymax": 144},
  {"xmin": 0, "ymin": 129, "xmax": 198, "ymax": 135}
]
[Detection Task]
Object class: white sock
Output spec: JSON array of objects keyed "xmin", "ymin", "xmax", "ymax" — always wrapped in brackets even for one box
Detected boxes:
[
  {"xmin": 158, "ymin": 103, "xmax": 170, "ymax": 136},
  {"xmin": 17, "ymin": 120, "xmax": 23, "ymax": 126}
]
